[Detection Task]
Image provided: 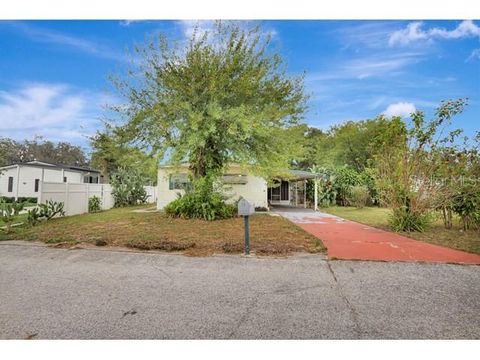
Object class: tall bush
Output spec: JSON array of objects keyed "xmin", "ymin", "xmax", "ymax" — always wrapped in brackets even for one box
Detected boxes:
[
  {"xmin": 111, "ymin": 168, "xmax": 148, "ymax": 207},
  {"xmin": 333, "ymin": 167, "xmax": 362, "ymax": 206},
  {"xmin": 452, "ymin": 186, "xmax": 480, "ymax": 231},
  {"xmin": 347, "ymin": 185, "xmax": 370, "ymax": 208},
  {"xmin": 164, "ymin": 175, "xmax": 236, "ymax": 221},
  {"xmin": 374, "ymin": 99, "xmax": 468, "ymax": 232}
]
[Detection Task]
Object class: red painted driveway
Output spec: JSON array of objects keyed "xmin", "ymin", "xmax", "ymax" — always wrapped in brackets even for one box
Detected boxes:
[{"xmin": 274, "ymin": 208, "xmax": 480, "ymax": 265}]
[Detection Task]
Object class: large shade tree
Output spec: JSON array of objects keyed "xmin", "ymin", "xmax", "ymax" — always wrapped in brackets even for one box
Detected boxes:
[{"xmin": 111, "ymin": 21, "xmax": 307, "ymax": 180}]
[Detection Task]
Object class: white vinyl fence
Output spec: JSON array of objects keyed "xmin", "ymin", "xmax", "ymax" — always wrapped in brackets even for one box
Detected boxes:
[{"xmin": 39, "ymin": 182, "xmax": 157, "ymax": 216}]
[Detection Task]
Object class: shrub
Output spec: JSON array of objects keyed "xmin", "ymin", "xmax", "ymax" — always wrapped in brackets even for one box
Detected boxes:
[
  {"xmin": 164, "ymin": 176, "xmax": 236, "ymax": 221},
  {"xmin": 88, "ymin": 196, "xmax": 102, "ymax": 213},
  {"xmin": 17, "ymin": 197, "xmax": 38, "ymax": 204},
  {"xmin": 389, "ymin": 207, "xmax": 433, "ymax": 232},
  {"xmin": 111, "ymin": 167, "xmax": 148, "ymax": 207},
  {"xmin": 39, "ymin": 201, "xmax": 65, "ymax": 220},
  {"xmin": 1, "ymin": 200, "xmax": 25, "ymax": 232},
  {"xmin": 347, "ymin": 185, "xmax": 370, "ymax": 208},
  {"xmin": 332, "ymin": 167, "xmax": 363, "ymax": 206},
  {"xmin": 26, "ymin": 207, "xmax": 40, "ymax": 227},
  {"xmin": 0, "ymin": 202, "xmax": 16, "ymax": 233},
  {"xmin": 318, "ymin": 180, "xmax": 337, "ymax": 207},
  {"xmin": 452, "ymin": 187, "xmax": 480, "ymax": 231},
  {"xmin": 26, "ymin": 201, "xmax": 66, "ymax": 227}
]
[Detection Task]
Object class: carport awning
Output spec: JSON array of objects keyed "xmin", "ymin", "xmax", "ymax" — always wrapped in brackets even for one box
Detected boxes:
[{"xmin": 287, "ymin": 169, "xmax": 324, "ymax": 180}]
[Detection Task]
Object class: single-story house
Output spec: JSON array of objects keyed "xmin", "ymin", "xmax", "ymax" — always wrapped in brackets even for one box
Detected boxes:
[
  {"xmin": 157, "ymin": 163, "xmax": 320, "ymax": 210},
  {"xmin": 0, "ymin": 160, "xmax": 102, "ymax": 200}
]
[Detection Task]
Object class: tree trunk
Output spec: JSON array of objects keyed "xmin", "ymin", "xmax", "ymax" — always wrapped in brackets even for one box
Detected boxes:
[{"xmin": 442, "ymin": 206, "xmax": 453, "ymax": 229}]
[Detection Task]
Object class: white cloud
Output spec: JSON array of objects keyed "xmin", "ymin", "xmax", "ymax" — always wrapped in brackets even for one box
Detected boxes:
[
  {"xmin": 309, "ymin": 52, "xmax": 422, "ymax": 81},
  {"xmin": 389, "ymin": 20, "xmax": 480, "ymax": 46},
  {"xmin": 466, "ymin": 48, "xmax": 480, "ymax": 62},
  {"xmin": 337, "ymin": 21, "xmax": 401, "ymax": 49},
  {"xmin": 383, "ymin": 102, "xmax": 416, "ymax": 118},
  {"xmin": 177, "ymin": 20, "xmax": 278, "ymax": 43},
  {"xmin": 3, "ymin": 21, "xmax": 125, "ymax": 61},
  {"xmin": 0, "ymin": 83, "xmax": 110, "ymax": 144},
  {"xmin": 119, "ymin": 20, "xmax": 143, "ymax": 27},
  {"xmin": 178, "ymin": 20, "xmax": 215, "ymax": 39}
]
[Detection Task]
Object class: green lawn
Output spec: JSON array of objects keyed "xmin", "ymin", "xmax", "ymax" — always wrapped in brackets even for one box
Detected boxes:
[
  {"xmin": 0, "ymin": 213, "xmax": 28, "ymax": 227},
  {"xmin": 0, "ymin": 206, "xmax": 325, "ymax": 256},
  {"xmin": 322, "ymin": 206, "xmax": 480, "ymax": 255}
]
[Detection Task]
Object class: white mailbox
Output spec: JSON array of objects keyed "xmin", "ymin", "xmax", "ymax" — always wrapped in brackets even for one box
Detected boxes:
[{"xmin": 238, "ymin": 198, "xmax": 255, "ymax": 216}]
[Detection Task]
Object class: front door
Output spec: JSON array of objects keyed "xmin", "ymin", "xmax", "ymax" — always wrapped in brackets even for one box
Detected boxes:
[
  {"xmin": 280, "ymin": 180, "xmax": 289, "ymax": 201},
  {"xmin": 268, "ymin": 180, "xmax": 289, "ymax": 203}
]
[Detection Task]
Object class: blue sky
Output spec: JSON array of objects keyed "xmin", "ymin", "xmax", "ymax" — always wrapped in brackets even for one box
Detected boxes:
[{"xmin": 0, "ymin": 20, "xmax": 478, "ymax": 153}]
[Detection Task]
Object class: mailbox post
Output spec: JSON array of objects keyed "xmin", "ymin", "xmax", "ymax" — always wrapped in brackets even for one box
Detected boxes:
[{"xmin": 238, "ymin": 198, "xmax": 255, "ymax": 255}]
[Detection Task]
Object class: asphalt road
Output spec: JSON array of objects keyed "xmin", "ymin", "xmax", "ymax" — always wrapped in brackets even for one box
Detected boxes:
[{"xmin": 0, "ymin": 241, "xmax": 479, "ymax": 339}]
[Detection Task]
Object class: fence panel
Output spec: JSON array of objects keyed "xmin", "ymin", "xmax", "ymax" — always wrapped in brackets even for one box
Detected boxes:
[
  {"xmin": 101, "ymin": 184, "xmax": 115, "ymax": 210},
  {"xmin": 39, "ymin": 181, "xmax": 156, "ymax": 216},
  {"xmin": 144, "ymin": 185, "xmax": 157, "ymax": 204}
]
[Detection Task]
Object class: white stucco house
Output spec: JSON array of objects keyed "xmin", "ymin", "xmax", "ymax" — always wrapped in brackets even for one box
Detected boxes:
[
  {"xmin": 0, "ymin": 160, "xmax": 102, "ymax": 200},
  {"xmin": 156, "ymin": 163, "xmax": 319, "ymax": 210}
]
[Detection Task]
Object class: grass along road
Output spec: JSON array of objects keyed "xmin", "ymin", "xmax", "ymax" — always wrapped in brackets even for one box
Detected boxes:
[
  {"xmin": 0, "ymin": 206, "xmax": 325, "ymax": 256},
  {"xmin": 322, "ymin": 206, "xmax": 480, "ymax": 255}
]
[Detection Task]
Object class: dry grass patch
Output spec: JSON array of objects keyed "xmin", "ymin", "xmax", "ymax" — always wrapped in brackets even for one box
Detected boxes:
[{"xmin": 4, "ymin": 206, "xmax": 325, "ymax": 256}]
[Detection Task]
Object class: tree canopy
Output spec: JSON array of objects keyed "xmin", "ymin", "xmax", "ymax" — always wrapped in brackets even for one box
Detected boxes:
[
  {"xmin": 296, "ymin": 117, "xmax": 396, "ymax": 172},
  {"xmin": 0, "ymin": 137, "xmax": 89, "ymax": 167},
  {"xmin": 111, "ymin": 21, "xmax": 307, "ymax": 179},
  {"xmin": 90, "ymin": 127, "xmax": 158, "ymax": 184}
]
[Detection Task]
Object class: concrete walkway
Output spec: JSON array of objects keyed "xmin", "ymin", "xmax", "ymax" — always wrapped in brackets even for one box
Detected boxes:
[{"xmin": 273, "ymin": 207, "xmax": 480, "ymax": 265}]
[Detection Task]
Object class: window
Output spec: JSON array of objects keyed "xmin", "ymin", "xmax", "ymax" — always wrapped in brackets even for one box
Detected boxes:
[
  {"xmin": 169, "ymin": 173, "xmax": 191, "ymax": 190},
  {"xmin": 222, "ymin": 174, "xmax": 248, "ymax": 185},
  {"xmin": 280, "ymin": 181, "xmax": 289, "ymax": 201},
  {"xmin": 34, "ymin": 179, "xmax": 40, "ymax": 192},
  {"xmin": 7, "ymin": 177, "xmax": 13, "ymax": 192},
  {"xmin": 63, "ymin": 176, "xmax": 67, "ymax": 183}
]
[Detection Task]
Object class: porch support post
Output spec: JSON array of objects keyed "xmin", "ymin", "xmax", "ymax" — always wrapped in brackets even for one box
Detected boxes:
[
  {"xmin": 314, "ymin": 177, "xmax": 318, "ymax": 212},
  {"xmin": 295, "ymin": 181, "xmax": 298, "ymax": 207},
  {"xmin": 304, "ymin": 179, "xmax": 307, "ymax": 208}
]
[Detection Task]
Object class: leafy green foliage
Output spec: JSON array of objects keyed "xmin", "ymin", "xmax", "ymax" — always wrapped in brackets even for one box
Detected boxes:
[
  {"xmin": 452, "ymin": 186, "xmax": 480, "ymax": 231},
  {"xmin": 111, "ymin": 21, "xmax": 307, "ymax": 180},
  {"xmin": 0, "ymin": 201, "xmax": 18, "ymax": 233},
  {"xmin": 38, "ymin": 201, "xmax": 66, "ymax": 220},
  {"xmin": 332, "ymin": 167, "xmax": 363, "ymax": 206},
  {"xmin": 0, "ymin": 196, "xmax": 37, "ymax": 204},
  {"xmin": 0, "ymin": 136, "xmax": 88, "ymax": 167},
  {"xmin": 347, "ymin": 186, "xmax": 370, "ymax": 208},
  {"xmin": 26, "ymin": 207, "xmax": 40, "ymax": 226},
  {"xmin": 110, "ymin": 168, "xmax": 148, "ymax": 207},
  {"xmin": 90, "ymin": 128, "xmax": 158, "ymax": 184},
  {"xmin": 389, "ymin": 207, "xmax": 433, "ymax": 232},
  {"xmin": 88, "ymin": 196, "xmax": 102, "ymax": 213},
  {"xmin": 318, "ymin": 180, "xmax": 337, "ymax": 207},
  {"xmin": 374, "ymin": 99, "xmax": 469, "ymax": 232},
  {"xmin": 26, "ymin": 201, "xmax": 66, "ymax": 226},
  {"xmin": 297, "ymin": 117, "xmax": 394, "ymax": 172},
  {"xmin": 164, "ymin": 176, "xmax": 236, "ymax": 221}
]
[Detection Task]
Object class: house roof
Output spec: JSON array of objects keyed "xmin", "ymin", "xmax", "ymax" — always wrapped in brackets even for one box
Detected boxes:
[
  {"xmin": 288, "ymin": 169, "xmax": 325, "ymax": 180},
  {"xmin": 0, "ymin": 160, "xmax": 101, "ymax": 174},
  {"xmin": 158, "ymin": 163, "xmax": 324, "ymax": 180}
]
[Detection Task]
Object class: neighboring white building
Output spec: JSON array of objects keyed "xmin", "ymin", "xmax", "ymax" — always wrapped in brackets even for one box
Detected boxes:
[
  {"xmin": 0, "ymin": 161, "xmax": 102, "ymax": 200},
  {"xmin": 157, "ymin": 163, "xmax": 316, "ymax": 210}
]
